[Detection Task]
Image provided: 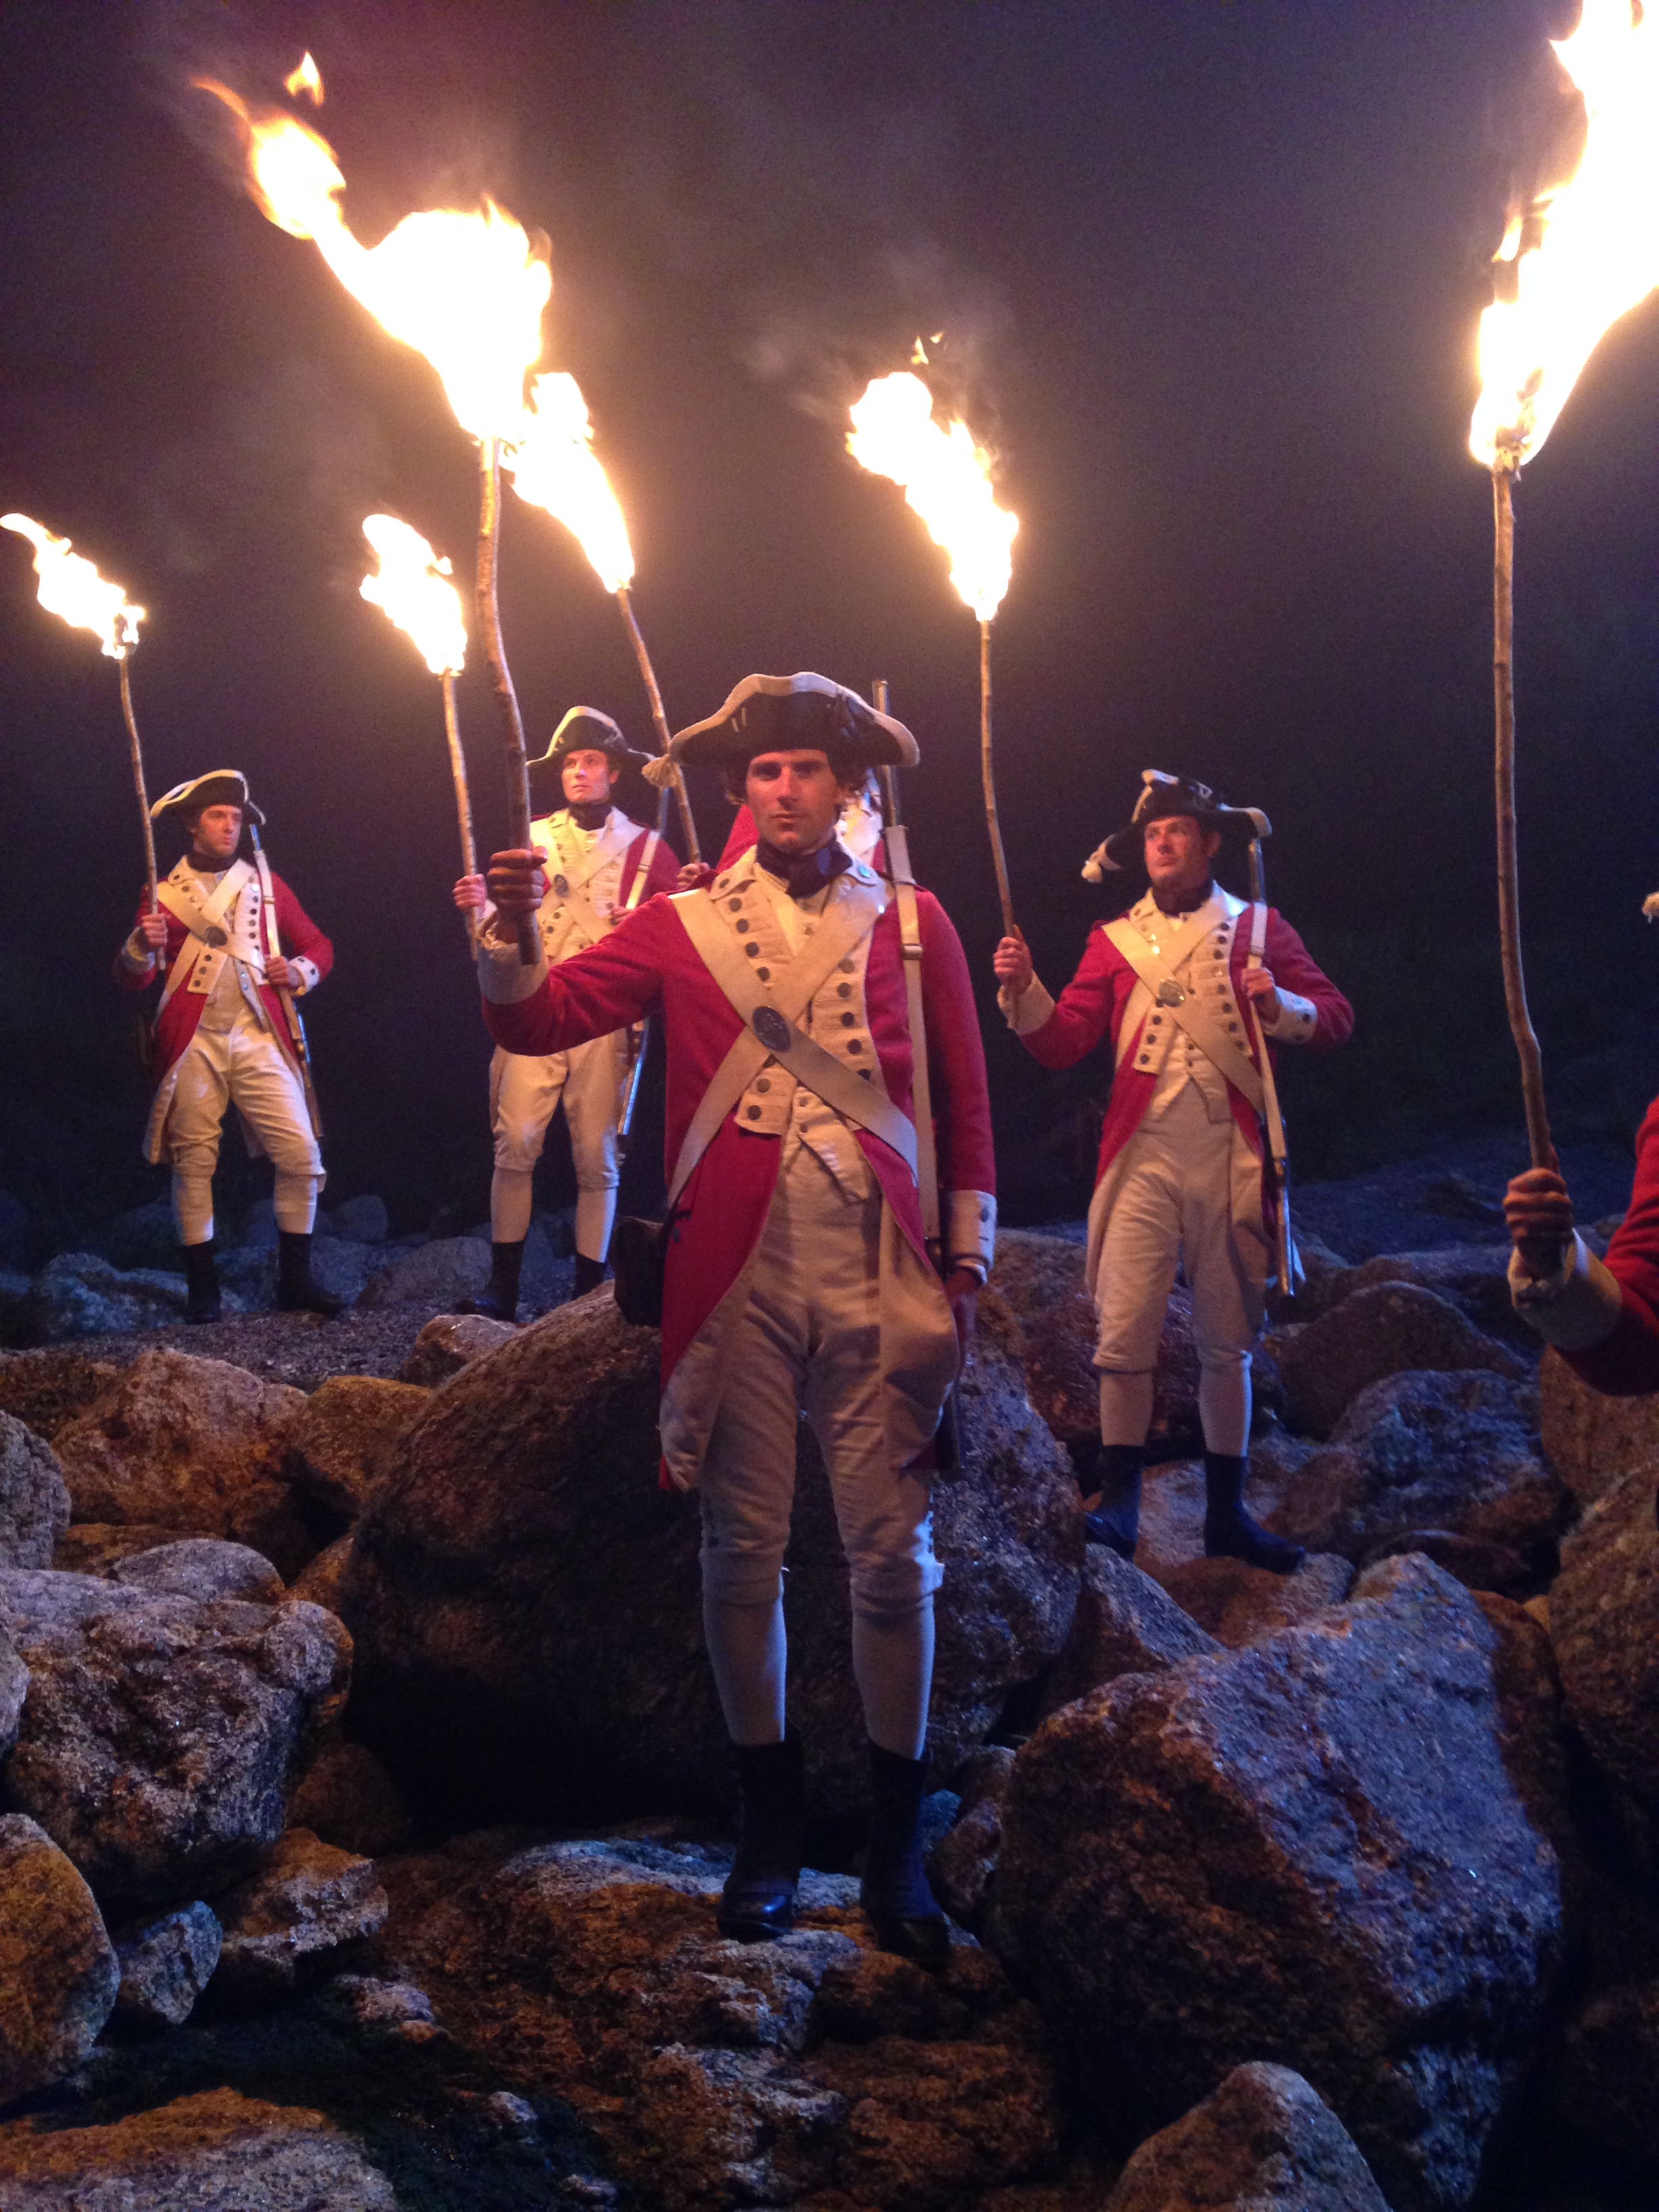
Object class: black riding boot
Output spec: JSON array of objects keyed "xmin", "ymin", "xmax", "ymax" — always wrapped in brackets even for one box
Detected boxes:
[
  {"xmin": 466, "ymin": 1240, "xmax": 525, "ymax": 1322},
  {"xmin": 1083, "ymin": 1443, "xmax": 1144, "ymax": 1558},
  {"xmin": 717, "ymin": 1729, "xmax": 806, "ymax": 1942},
  {"xmin": 1203, "ymin": 1450, "xmax": 1304, "ymax": 1573},
  {"xmin": 276, "ymin": 1231, "xmax": 344, "ymax": 1317},
  {"xmin": 572, "ymin": 1252, "xmax": 608, "ymax": 1297},
  {"xmin": 181, "ymin": 1242, "xmax": 221, "ymax": 1325},
  {"xmin": 861, "ymin": 1742, "xmax": 950, "ymax": 1969}
]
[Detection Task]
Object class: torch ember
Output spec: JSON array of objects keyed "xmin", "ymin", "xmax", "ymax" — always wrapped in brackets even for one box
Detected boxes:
[
  {"xmin": 283, "ymin": 53, "xmax": 324, "ymax": 104},
  {"xmin": 1470, "ymin": 0, "xmax": 1659, "ymax": 474}
]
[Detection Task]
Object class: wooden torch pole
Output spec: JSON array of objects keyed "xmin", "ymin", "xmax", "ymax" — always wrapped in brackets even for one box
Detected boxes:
[
  {"xmin": 118, "ymin": 653, "xmax": 159, "ymax": 914},
  {"xmin": 476, "ymin": 436, "xmax": 539, "ymax": 965},
  {"xmin": 441, "ymin": 667, "xmax": 479, "ymax": 946},
  {"xmin": 1492, "ymin": 462, "xmax": 1553, "ymax": 1169},
  {"xmin": 615, "ymin": 583, "xmax": 700, "ymax": 862},
  {"xmin": 979, "ymin": 617, "xmax": 1015, "ymax": 936}
]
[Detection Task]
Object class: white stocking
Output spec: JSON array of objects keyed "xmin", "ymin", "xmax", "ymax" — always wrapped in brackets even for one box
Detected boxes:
[
  {"xmin": 272, "ymin": 1172, "xmax": 319, "ymax": 1235},
  {"xmin": 1197, "ymin": 1358, "xmax": 1252, "ymax": 1458},
  {"xmin": 852, "ymin": 1595, "xmax": 935, "ymax": 1761},
  {"xmin": 491, "ymin": 1166, "xmax": 535, "ymax": 1244},
  {"xmin": 702, "ymin": 1591, "xmax": 787, "ymax": 1746},
  {"xmin": 171, "ymin": 1172, "xmax": 214, "ymax": 1248},
  {"xmin": 575, "ymin": 1185, "xmax": 617, "ymax": 1265},
  {"xmin": 1097, "ymin": 1370, "xmax": 1156, "ymax": 1448}
]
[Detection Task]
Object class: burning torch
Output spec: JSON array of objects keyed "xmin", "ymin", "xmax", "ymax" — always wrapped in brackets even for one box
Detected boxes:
[
  {"xmin": 847, "ymin": 369, "xmax": 1020, "ymax": 934},
  {"xmin": 1469, "ymin": 0, "xmax": 1659, "ymax": 1168},
  {"xmin": 198, "ymin": 65, "xmax": 548, "ymax": 962},
  {"xmin": 503, "ymin": 371, "xmax": 701, "ymax": 861},
  {"xmin": 3, "ymin": 514, "xmax": 155, "ymax": 909},
  {"xmin": 359, "ymin": 514, "xmax": 478, "ymax": 941}
]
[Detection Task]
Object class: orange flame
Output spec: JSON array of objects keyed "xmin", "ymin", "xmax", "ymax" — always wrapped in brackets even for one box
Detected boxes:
[
  {"xmin": 199, "ymin": 81, "xmax": 550, "ymax": 445},
  {"xmin": 847, "ymin": 371, "xmax": 1017, "ymax": 621},
  {"xmin": 504, "ymin": 371, "xmax": 635, "ymax": 593},
  {"xmin": 284, "ymin": 52, "xmax": 323, "ymax": 104},
  {"xmin": 2, "ymin": 513, "xmax": 144, "ymax": 658},
  {"xmin": 1471, "ymin": 0, "xmax": 1659, "ymax": 471},
  {"xmin": 359, "ymin": 514, "xmax": 466, "ymax": 676}
]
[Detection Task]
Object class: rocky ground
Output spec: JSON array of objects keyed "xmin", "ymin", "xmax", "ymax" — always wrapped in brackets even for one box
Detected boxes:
[{"xmin": 2, "ymin": 1149, "xmax": 1659, "ymax": 2207}]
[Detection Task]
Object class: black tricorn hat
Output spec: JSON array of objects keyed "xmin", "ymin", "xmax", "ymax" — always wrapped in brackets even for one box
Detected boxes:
[
  {"xmin": 150, "ymin": 770, "xmax": 266, "ymax": 827},
  {"xmin": 1082, "ymin": 769, "xmax": 1269, "ymax": 882},
  {"xmin": 529, "ymin": 706, "xmax": 651, "ymax": 783},
  {"xmin": 669, "ymin": 672, "xmax": 918, "ymax": 772}
]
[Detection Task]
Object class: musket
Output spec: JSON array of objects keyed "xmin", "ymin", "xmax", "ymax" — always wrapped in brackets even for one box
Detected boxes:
[
  {"xmin": 247, "ymin": 820, "xmax": 323, "ymax": 1140},
  {"xmin": 1244, "ymin": 834, "xmax": 1298, "ymax": 1299}
]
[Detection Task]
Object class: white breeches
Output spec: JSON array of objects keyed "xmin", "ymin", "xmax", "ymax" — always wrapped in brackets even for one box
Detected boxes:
[
  {"xmin": 698, "ymin": 1145, "xmax": 939, "ymax": 1757},
  {"xmin": 1092, "ymin": 1084, "xmax": 1269, "ymax": 1457},
  {"xmin": 489, "ymin": 1037, "xmax": 626, "ymax": 1257},
  {"xmin": 164, "ymin": 1013, "xmax": 321, "ymax": 1247}
]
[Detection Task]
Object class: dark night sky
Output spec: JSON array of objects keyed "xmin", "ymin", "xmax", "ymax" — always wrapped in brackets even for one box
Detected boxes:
[{"xmin": 3, "ymin": 0, "xmax": 1658, "ymax": 1231}]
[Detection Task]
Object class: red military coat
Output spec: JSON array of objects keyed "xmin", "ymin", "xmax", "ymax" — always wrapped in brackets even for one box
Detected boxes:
[{"xmin": 1558, "ymin": 1096, "xmax": 1659, "ymax": 1395}]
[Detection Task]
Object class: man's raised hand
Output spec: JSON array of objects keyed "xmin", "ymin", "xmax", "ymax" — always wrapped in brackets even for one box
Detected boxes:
[
  {"xmin": 1504, "ymin": 1162, "xmax": 1575, "ymax": 1282},
  {"xmin": 485, "ymin": 848, "xmax": 548, "ymax": 917},
  {"xmin": 992, "ymin": 929, "xmax": 1031, "ymax": 994}
]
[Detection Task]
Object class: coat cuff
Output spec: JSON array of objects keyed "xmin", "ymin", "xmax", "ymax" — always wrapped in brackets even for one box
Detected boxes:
[
  {"xmin": 1509, "ymin": 1233, "xmax": 1624, "ymax": 1351},
  {"xmin": 1000, "ymin": 976, "xmax": 1056, "ymax": 1037},
  {"xmin": 289, "ymin": 956, "xmax": 320, "ymax": 996},
  {"xmin": 1261, "ymin": 987, "xmax": 1317, "ymax": 1042},
  {"xmin": 946, "ymin": 1189, "xmax": 996, "ymax": 1279},
  {"xmin": 119, "ymin": 933, "xmax": 157, "ymax": 977},
  {"xmin": 476, "ymin": 924, "xmax": 549, "ymax": 1006}
]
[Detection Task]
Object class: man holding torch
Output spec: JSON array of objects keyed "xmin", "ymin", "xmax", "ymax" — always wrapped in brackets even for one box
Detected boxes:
[
  {"xmin": 994, "ymin": 771, "xmax": 1352, "ymax": 1569},
  {"xmin": 454, "ymin": 708, "xmax": 679, "ymax": 1315},
  {"xmin": 474, "ymin": 672, "xmax": 995, "ymax": 1967},
  {"xmin": 116, "ymin": 772, "xmax": 336, "ymax": 1324}
]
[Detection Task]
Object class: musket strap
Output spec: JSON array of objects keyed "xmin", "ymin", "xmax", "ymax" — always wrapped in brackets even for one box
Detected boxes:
[
  {"xmin": 884, "ymin": 827, "xmax": 940, "ymax": 1249},
  {"xmin": 1103, "ymin": 917, "xmax": 1267, "ymax": 1114},
  {"xmin": 665, "ymin": 885, "xmax": 917, "ymax": 1208},
  {"xmin": 155, "ymin": 861, "xmax": 263, "ymax": 1017},
  {"xmin": 622, "ymin": 830, "xmax": 661, "ymax": 916}
]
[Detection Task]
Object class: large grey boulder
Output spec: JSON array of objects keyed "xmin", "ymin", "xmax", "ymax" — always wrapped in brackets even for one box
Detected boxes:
[
  {"xmin": 1301, "ymin": 1242, "xmax": 1525, "ymax": 1344},
  {"xmin": 380, "ymin": 1830, "xmax": 1061, "ymax": 2210},
  {"xmin": 1156, "ymin": 1551, "xmax": 1353, "ymax": 1649},
  {"xmin": 1036, "ymin": 1545, "xmax": 1218, "ymax": 1720},
  {"xmin": 344, "ymin": 1288, "xmax": 1080, "ymax": 1821},
  {"xmin": 329, "ymin": 1194, "xmax": 390, "ymax": 1245},
  {"xmin": 110, "ymin": 1536, "xmax": 284, "ymax": 1604},
  {"xmin": 285, "ymin": 1375, "xmax": 430, "ymax": 1519},
  {"xmin": 1539, "ymin": 1344, "xmax": 1659, "ymax": 1509},
  {"xmin": 0, "ymin": 1814, "xmax": 118, "ymax": 2106},
  {"xmin": 0, "ymin": 2086, "xmax": 397, "ymax": 2207},
  {"xmin": 23, "ymin": 1252, "xmax": 228, "ymax": 1340},
  {"xmin": 0, "ymin": 1570, "xmax": 351, "ymax": 1904},
  {"xmin": 994, "ymin": 1555, "xmax": 1565, "ymax": 2212},
  {"xmin": 1271, "ymin": 1369, "xmax": 1566, "ymax": 1589},
  {"xmin": 1549, "ymin": 1464, "xmax": 1659, "ymax": 1807},
  {"xmin": 52, "ymin": 1349, "xmax": 315, "ymax": 1577},
  {"xmin": 1103, "ymin": 2061, "xmax": 1391, "ymax": 2211},
  {"xmin": 0, "ymin": 1412, "xmax": 70, "ymax": 1569},
  {"xmin": 213, "ymin": 1827, "xmax": 388, "ymax": 2002},
  {"xmin": 1269, "ymin": 1282, "xmax": 1525, "ymax": 1439}
]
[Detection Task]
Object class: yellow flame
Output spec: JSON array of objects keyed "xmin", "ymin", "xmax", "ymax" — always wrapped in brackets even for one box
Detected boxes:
[
  {"xmin": 846, "ymin": 371, "xmax": 1017, "ymax": 622},
  {"xmin": 504, "ymin": 371, "xmax": 635, "ymax": 593},
  {"xmin": 1471, "ymin": 0, "xmax": 1659, "ymax": 471},
  {"xmin": 199, "ymin": 81, "xmax": 550, "ymax": 445},
  {"xmin": 359, "ymin": 514, "xmax": 467, "ymax": 676},
  {"xmin": 284, "ymin": 52, "xmax": 323, "ymax": 104},
  {"xmin": 1, "ymin": 513, "xmax": 144, "ymax": 658}
]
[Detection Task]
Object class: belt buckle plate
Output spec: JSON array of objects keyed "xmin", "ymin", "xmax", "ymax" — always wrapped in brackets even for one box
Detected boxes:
[{"xmin": 1155, "ymin": 978, "xmax": 1185, "ymax": 1007}]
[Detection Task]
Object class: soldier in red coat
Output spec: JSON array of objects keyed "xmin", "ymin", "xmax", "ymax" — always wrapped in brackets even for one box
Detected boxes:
[
  {"xmin": 994, "ymin": 771, "xmax": 1353, "ymax": 1569},
  {"xmin": 1504, "ymin": 1119, "xmax": 1659, "ymax": 1396},
  {"xmin": 478, "ymin": 674, "xmax": 995, "ymax": 1966},
  {"xmin": 115, "ymin": 771, "xmax": 336, "ymax": 1323}
]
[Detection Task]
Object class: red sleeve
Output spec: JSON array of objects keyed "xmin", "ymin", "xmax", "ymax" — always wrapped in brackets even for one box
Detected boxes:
[
  {"xmin": 1023, "ymin": 926, "xmax": 1129, "ymax": 1071},
  {"xmin": 272, "ymin": 873, "xmax": 333, "ymax": 985},
  {"xmin": 1264, "ymin": 909, "xmax": 1352, "ymax": 1050},
  {"xmin": 1565, "ymin": 1097, "xmax": 1659, "ymax": 1394},
  {"xmin": 113, "ymin": 895, "xmax": 185, "ymax": 994},
  {"xmin": 484, "ymin": 899, "xmax": 669, "ymax": 1056},
  {"xmin": 918, "ymin": 892, "xmax": 996, "ymax": 1196}
]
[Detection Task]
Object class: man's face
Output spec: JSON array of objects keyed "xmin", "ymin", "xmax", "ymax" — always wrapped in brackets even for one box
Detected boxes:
[
  {"xmin": 190, "ymin": 804, "xmax": 243, "ymax": 865},
  {"xmin": 1143, "ymin": 813, "xmax": 1221, "ymax": 898},
  {"xmin": 561, "ymin": 748, "xmax": 619, "ymax": 807},
  {"xmin": 744, "ymin": 749, "xmax": 851, "ymax": 856}
]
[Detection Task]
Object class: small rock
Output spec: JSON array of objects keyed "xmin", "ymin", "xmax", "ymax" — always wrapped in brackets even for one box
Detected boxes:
[
  {"xmin": 397, "ymin": 1311, "xmax": 519, "ymax": 1387},
  {"xmin": 213, "ymin": 1827, "xmax": 389, "ymax": 2001},
  {"xmin": 1539, "ymin": 1344, "xmax": 1659, "ymax": 1508},
  {"xmin": 0, "ymin": 1350, "xmax": 123, "ymax": 1444},
  {"xmin": 111, "ymin": 1537, "xmax": 284, "ymax": 1604},
  {"xmin": 289, "ymin": 1531, "xmax": 352, "ymax": 1613},
  {"xmin": 1549, "ymin": 1465, "xmax": 1659, "ymax": 1809},
  {"xmin": 0, "ymin": 1813, "xmax": 118, "ymax": 2105},
  {"xmin": 52, "ymin": 1348, "xmax": 314, "ymax": 1577},
  {"xmin": 102, "ymin": 1199, "xmax": 181, "ymax": 1273},
  {"xmin": 320, "ymin": 1973, "xmax": 435, "ymax": 2034},
  {"xmin": 287, "ymin": 1739, "xmax": 415, "ymax": 1857},
  {"xmin": 1269, "ymin": 1282, "xmax": 1525, "ymax": 1439},
  {"xmin": 357, "ymin": 1235, "xmax": 491, "ymax": 1311},
  {"xmin": 24, "ymin": 1252, "xmax": 246, "ymax": 1341},
  {"xmin": 1036, "ymin": 1546, "xmax": 1218, "ymax": 1719},
  {"xmin": 931, "ymin": 1746, "xmax": 1016, "ymax": 1928},
  {"xmin": 0, "ymin": 1412, "xmax": 70, "ymax": 1569},
  {"xmin": 1158, "ymin": 1551, "xmax": 1353, "ymax": 1647},
  {"xmin": 1103, "ymin": 2060, "xmax": 1391, "ymax": 2211},
  {"xmin": 0, "ymin": 2085, "xmax": 396, "ymax": 2206},
  {"xmin": 112, "ymin": 1900, "xmax": 222, "ymax": 2028},
  {"xmin": 287, "ymin": 1375, "xmax": 430, "ymax": 1519},
  {"xmin": 329, "ymin": 1195, "xmax": 390, "ymax": 1246}
]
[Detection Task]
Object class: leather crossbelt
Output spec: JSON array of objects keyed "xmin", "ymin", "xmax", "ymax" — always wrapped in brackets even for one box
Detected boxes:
[
  {"xmin": 1103, "ymin": 917, "xmax": 1266, "ymax": 1113},
  {"xmin": 666, "ymin": 885, "xmax": 918, "ymax": 1207}
]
